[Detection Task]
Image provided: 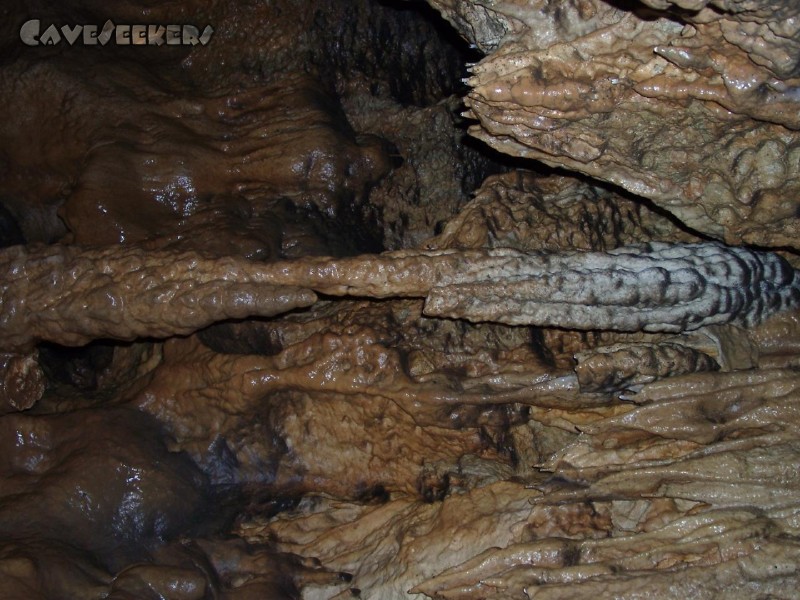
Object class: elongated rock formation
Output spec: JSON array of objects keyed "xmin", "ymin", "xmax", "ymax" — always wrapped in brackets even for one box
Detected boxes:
[
  {"xmin": 423, "ymin": 243, "xmax": 800, "ymax": 332},
  {"xmin": 0, "ymin": 245, "xmax": 319, "ymax": 353},
  {"xmin": 1, "ymin": 242, "xmax": 798, "ymax": 352},
  {"xmin": 430, "ymin": 0, "xmax": 800, "ymax": 249}
]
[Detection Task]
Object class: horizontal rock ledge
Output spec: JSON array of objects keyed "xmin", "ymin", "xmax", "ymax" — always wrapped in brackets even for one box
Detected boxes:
[{"xmin": 1, "ymin": 241, "xmax": 798, "ymax": 353}]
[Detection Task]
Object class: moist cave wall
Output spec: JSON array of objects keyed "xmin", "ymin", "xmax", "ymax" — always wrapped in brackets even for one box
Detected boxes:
[{"xmin": 1, "ymin": 0, "xmax": 800, "ymax": 599}]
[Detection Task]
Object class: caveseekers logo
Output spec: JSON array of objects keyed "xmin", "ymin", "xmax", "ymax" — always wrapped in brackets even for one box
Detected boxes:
[{"xmin": 20, "ymin": 19, "xmax": 214, "ymax": 46}]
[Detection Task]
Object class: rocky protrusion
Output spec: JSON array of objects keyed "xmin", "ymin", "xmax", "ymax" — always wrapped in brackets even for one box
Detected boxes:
[
  {"xmin": 2, "ymin": 242, "xmax": 798, "ymax": 352},
  {"xmin": 574, "ymin": 343, "xmax": 720, "ymax": 393}
]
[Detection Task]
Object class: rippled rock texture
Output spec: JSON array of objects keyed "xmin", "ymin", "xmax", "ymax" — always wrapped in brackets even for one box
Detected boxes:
[
  {"xmin": 1, "ymin": 0, "xmax": 799, "ymax": 598},
  {"xmin": 3, "ymin": 240, "xmax": 798, "ymax": 353},
  {"xmin": 432, "ymin": 0, "xmax": 800, "ymax": 249}
]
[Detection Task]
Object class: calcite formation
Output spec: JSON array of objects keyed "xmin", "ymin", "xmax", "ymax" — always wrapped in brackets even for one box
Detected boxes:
[
  {"xmin": 0, "ymin": 408, "xmax": 210, "ymax": 567},
  {"xmin": 0, "ymin": 0, "xmax": 799, "ymax": 599},
  {"xmin": 431, "ymin": 0, "xmax": 800, "ymax": 249},
  {"xmin": 0, "ymin": 351, "xmax": 44, "ymax": 413},
  {"xmin": 574, "ymin": 342, "xmax": 721, "ymax": 393},
  {"xmin": 240, "ymin": 369, "xmax": 800, "ymax": 599},
  {"xmin": 2, "ymin": 241, "xmax": 797, "ymax": 353}
]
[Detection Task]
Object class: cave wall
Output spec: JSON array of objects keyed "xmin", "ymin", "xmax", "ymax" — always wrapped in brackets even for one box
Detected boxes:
[
  {"xmin": 0, "ymin": 1, "xmax": 799, "ymax": 599},
  {"xmin": 432, "ymin": 0, "xmax": 800, "ymax": 250}
]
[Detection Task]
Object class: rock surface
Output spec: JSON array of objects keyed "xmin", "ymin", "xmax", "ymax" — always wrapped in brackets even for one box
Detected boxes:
[
  {"xmin": 2, "ymin": 240, "xmax": 797, "ymax": 353},
  {"xmin": 432, "ymin": 0, "xmax": 800, "ymax": 249},
  {"xmin": 0, "ymin": 0, "xmax": 798, "ymax": 598}
]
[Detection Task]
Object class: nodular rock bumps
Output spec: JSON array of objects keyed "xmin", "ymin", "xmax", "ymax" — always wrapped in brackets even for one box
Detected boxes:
[
  {"xmin": 2, "ymin": 0, "xmax": 800, "ymax": 598},
  {"xmin": 1, "ymin": 241, "xmax": 798, "ymax": 353}
]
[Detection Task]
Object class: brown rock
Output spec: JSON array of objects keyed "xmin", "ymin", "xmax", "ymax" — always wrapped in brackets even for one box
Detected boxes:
[
  {"xmin": 437, "ymin": 0, "xmax": 800, "ymax": 248},
  {"xmin": 0, "ymin": 352, "xmax": 45, "ymax": 413}
]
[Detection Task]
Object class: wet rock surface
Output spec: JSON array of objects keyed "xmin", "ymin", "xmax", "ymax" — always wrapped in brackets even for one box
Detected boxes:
[
  {"xmin": 435, "ymin": 0, "xmax": 800, "ymax": 249},
  {"xmin": 0, "ymin": 408, "xmax": 209, "ymax": 561},
  {"xmin": 0, "ymin": 0, "xmax": 799, "ymax": 598},
  {"xmin": 3, "ymin": 239, "xmax": 798, "ymax": 352}
]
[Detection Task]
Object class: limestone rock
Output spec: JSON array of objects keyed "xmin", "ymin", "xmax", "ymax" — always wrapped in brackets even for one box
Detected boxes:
[{"xmin": 434, "ymin": 0, "xmax": 800, "ymax": 248}]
